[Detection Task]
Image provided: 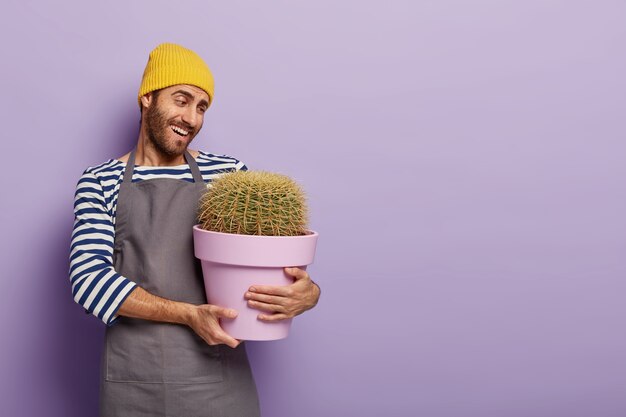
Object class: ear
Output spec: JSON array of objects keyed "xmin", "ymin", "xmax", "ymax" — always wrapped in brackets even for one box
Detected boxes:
[{"xmin": 140, "ymin": 92, "xmax": 155, "ymax": 109}]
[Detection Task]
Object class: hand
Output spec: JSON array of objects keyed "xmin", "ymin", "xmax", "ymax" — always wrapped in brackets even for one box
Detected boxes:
[
  {"xmin": 245, "ymin": 267, "xmax": 321, "ymax": 322},
  {"xmin": 187, "ymin": 304, "xmax": 241, "ymax": 348}
]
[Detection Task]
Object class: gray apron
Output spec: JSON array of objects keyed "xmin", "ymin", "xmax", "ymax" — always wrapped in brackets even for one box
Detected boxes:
[{"xmin": 100, "ymin": 149, "xmax": 260, "ymax": 417}]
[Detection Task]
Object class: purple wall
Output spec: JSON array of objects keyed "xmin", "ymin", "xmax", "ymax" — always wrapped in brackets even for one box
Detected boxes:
[{"xmin": 1, "ymin": 1, "xmax": 625, "ymax": 416}]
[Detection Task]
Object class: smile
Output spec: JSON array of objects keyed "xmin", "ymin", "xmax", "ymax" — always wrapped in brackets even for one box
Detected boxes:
[{"xmin": 170, "ymin": 125, "xmax": 190, "ymax": 137}]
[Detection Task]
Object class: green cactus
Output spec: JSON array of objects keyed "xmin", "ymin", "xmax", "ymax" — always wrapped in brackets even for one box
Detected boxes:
[{"xmin": 197, "ymin": 170, "xmax": 309, "ymax": 236}]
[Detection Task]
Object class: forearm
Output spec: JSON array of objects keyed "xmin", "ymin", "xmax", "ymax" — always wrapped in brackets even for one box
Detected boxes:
[{"xmin": 117, "ymin": 286, "xmax": 194, "ymax": 325}]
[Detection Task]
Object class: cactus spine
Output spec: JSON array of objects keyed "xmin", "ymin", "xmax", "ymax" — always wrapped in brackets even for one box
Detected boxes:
[{"xmin": 198, "ymin": 171, "xmax": 309, "ymax": 236}]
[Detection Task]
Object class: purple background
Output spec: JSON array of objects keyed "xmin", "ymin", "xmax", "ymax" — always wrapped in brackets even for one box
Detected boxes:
[{"xmin": 1, "ymin": 1, "xmax": 625, "ymax": 416}]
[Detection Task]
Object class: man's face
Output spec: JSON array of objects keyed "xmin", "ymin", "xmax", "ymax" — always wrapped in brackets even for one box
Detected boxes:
[{"xmin": 143, "ymin": 84, "xmax": 210, "ymax": 157}]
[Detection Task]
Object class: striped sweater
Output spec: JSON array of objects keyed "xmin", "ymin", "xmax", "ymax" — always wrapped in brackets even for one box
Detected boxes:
[{"xmin": 70, "ymin": 151, "xmax": 247, "ymax": 326}]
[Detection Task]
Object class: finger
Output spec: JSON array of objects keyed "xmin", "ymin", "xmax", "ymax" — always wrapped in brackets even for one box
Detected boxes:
[
  {"xmin": 249, "ymin": 284, "xmax": 292, "ymax": 297},
  {"xmin": 284, "ymin": 267, "xmax": 309, "ymax": 281},
  {"xmin": 247, "ymin": 299, "xmax": 286, "ymax": 313},
  {"xmin": 209, "ymin": 326, "xmax": 241, "ymax": 348},
  {"xmin": 245, "ymin": 291, "xmax": 286, "ymax": 305},
  {"xmin": 199, "ymin": 329, "xmax": 238, "ymax": 348},
  {"xmin": 220, "ymin": 336, "xmax": 240, "ymax": 349},
  {"xmin": 258, "ymin": 313, "xmax": 290, "ymax": 322},
  {"xmin": 223, "ymin": 337, "xmax": 241, "ymax": 349}
]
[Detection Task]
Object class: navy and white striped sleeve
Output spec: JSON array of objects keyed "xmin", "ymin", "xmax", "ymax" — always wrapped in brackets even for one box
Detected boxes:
[{"xmin": 69, "ymin": 170, "xmax": 137, "ymax": 326}]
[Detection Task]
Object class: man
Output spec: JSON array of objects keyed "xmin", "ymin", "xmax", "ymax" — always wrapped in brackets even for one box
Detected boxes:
[{"xmin": 70, "ymin": 43, "xmax": 320, "ymax": 417}]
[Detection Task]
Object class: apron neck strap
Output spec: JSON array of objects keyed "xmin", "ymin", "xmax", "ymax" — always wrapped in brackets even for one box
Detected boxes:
[
  {"xmin": 122, "ymin": 149, "xmax": 137, "ymax": 184},
  {"xmin": 122, "ymin": 149, "xmax": 204, "ymax": 184},
  {"xmin": 184, "ymin": 151, "xmax": 204, "ymax": 183}
]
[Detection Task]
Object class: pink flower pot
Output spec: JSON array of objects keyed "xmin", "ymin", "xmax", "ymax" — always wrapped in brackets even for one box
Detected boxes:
[{"xmin": 193, "ymin": 225, "xmax": 319, "ymax": 341}]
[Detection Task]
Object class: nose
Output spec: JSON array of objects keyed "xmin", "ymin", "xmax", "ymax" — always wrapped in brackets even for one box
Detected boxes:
[{"xmin": 181, "ymin": 105, "xmax": 198, "ymax": 128}]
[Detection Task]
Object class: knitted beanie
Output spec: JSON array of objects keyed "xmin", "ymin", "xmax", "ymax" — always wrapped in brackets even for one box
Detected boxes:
[{"xmin": 138, "ymin": 43, "xmax": 215, "ymax": 107}]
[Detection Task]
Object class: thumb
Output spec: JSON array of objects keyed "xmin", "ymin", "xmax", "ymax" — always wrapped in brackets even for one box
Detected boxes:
[
  {"xmin": 212, "ymin": 306, "xmax": 238, "ymax": 319},
  {"xmin": 285, "ymin": 267, "xmax": 307, "ymax": 280}
]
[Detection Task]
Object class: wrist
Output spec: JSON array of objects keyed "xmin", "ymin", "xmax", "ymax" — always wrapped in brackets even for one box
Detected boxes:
[{"xmin": 179, "ymin": 302, "xmax": 197, "ymax": 326}]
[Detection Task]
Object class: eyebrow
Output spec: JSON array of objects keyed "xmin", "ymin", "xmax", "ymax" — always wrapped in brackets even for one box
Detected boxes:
[{"xmin": 171, "ymin": 89, "xmax": 209, "ymax": 108}]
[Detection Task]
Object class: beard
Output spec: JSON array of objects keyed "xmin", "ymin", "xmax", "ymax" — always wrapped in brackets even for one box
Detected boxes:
[{"xmin": 145, "ymin": 101, "xmax": 197, "ymax": 157}]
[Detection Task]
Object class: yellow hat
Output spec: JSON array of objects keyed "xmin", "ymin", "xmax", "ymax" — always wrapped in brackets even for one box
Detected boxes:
[{"xmin": 138, "ymin": 43, "xmax": 215, "ymax": 108}]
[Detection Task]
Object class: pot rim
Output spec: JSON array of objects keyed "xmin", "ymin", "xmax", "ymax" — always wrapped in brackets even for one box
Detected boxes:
[{"xmin": 193, "ymin": 224, "xmax": 318, "ymax": 239}]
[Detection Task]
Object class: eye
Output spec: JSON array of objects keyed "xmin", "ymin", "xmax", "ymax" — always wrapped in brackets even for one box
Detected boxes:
[
  {"xmin": 175, "ymin": 99, "xmax": 186, "ymax": 106},
  {"xmin": 197, "ymin": 106, "xmax": 207, "ymax": 114}
]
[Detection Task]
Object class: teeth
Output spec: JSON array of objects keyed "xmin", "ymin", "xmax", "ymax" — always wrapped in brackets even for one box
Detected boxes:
[{"xmin": 171, "ymin": 125, "xmax": 189, "ymax": 136}]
